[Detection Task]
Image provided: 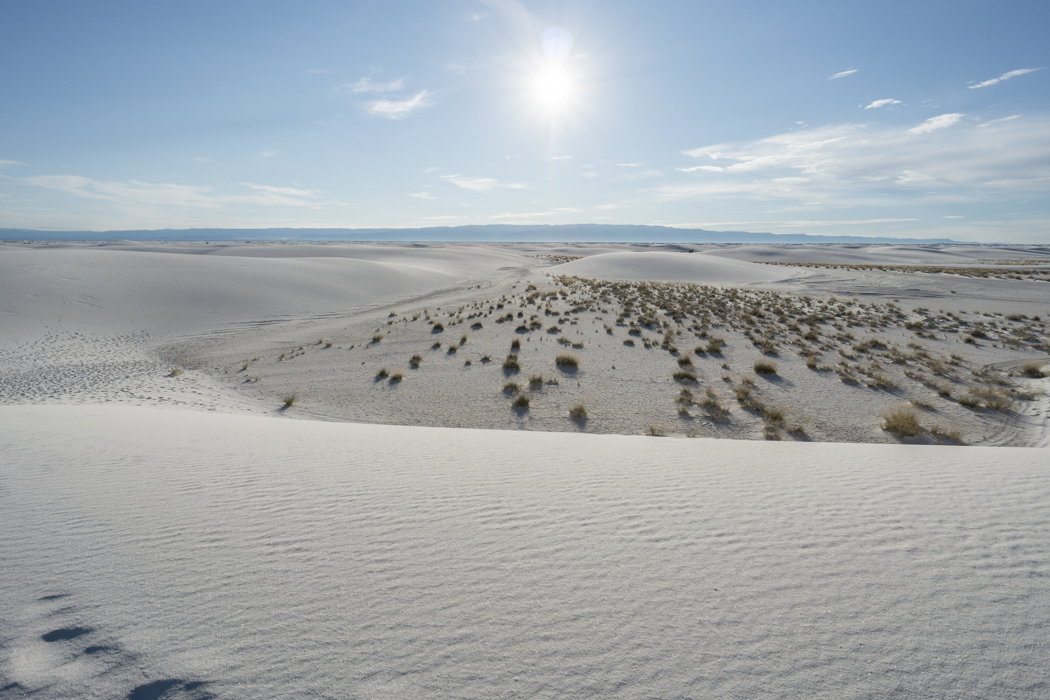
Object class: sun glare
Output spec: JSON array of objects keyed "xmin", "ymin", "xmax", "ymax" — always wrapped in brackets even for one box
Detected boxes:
[{"xmin": 535, "ymin": 65, "xmax": 573, "ymax": 109}]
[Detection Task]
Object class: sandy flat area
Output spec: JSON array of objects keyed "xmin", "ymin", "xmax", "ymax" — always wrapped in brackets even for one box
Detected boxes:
[{"xmin": 1, "ymin": 240, "xmax": 1049, "ymax": 698}]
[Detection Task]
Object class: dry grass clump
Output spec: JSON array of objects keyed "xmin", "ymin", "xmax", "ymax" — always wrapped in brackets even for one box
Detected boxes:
[
  {"xmin": 389, "ymin": 373, "xmax": 403, "ymax": 382},
  {"xmin": 672, "ymin": 370, "xmax": 697, "ymax": 383},
  {"xmin": 1021, "ymin": 361, "xmax": 1048, "ymax": 378},
  {"xmin": 555, "ymin": 353, "xmax": 579, "ymax": 369},
  {"xmin": 409, "ymin": 354, "xmax": 423, "ymax": 368},
  {"xmin": 372, "ymin": 333, "xmax": 384, "ymax": 343},
  {"xmin": 881, "ymin": 406, "xmax": 924, "ymax": 438},
  {"xmin": 753, "ymin": 360, "xmax": 778, "ymax": 375},
  {"xmin": 168, "ymin": 368, "xmax": 184, "ymax": 377},
  {"xmin": 432, "ymin": 322, "xmax": 444, "ymax": 332},
  {"xmin": 503, "ymin": 381, "xmax": 521, "ymax": 395},
  {"xmin": 281, "ymin": 394, "xmax": 298, "ymax": 408},
  {"xmin": 511, "ymin": 338, "xmax": 521, "ymax": 350},
  {"xmin": 569, "ymin": 403, "xmax": 588, "ymax": 422},
  {"xmin": 503, "ymin": 354, "xmax": 521, "ymax": 372},
  {"xmin": 512, "ymin": 394, "xmax": 530, "ymax": 409},
  {"xmin": 376, "ymin": 367, "xmax": 389, "ymax": 379}
]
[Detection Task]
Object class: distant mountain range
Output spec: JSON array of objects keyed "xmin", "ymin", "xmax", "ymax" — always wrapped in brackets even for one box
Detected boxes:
[{"xmin": 0, "ymin": 224, "xmax": 962, "ymax": 245}]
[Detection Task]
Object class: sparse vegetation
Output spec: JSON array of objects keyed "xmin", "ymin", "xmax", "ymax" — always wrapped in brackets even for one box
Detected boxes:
[
  {"xmin": 569, "ymin": 403, "xmax": 588, "ymax": 422},
  {"xmin": 753, "ymin": 360, "xmax": 778, "ymax": 375},
  {"xmin": 512, "ymin": 394, "xmax": 530, "ymax": 409},
  {"xmin": 503, "ymin": 354, "xmax": 521, "ymax": 372},
  {"xmin": 555, "ymin": 353, "xmax": 579, "ymax": 369},
  {"xmin": 882, "ymin": 406, "xmax": 924, "ymax": 438},
  {"xmin": 169, "ymin": 368, "xmax": 183, "ymax": 377}
]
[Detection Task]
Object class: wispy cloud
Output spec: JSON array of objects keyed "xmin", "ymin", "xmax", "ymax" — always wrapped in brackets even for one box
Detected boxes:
[
  {"xmin": 664, "ymin": 113, "xmax": 1050, "ymax": 209},
  {"xmin": 969, "ymin": 68, "xmax": 1040, "ymax": 89},
  {"xmin": 551, "ymin": 155, "xmax": 573, "ymax": 160},
  {"xmin": 410, "ymin": 191, "xmax": 435, "ymax": 199},
  {"xmin": 616, "ymin": 163, "xmax": 642, "ymax": 167},
  {"xmin": 366, "ymin": 90, "xmax": 432, "ymax": 119},
  {"xmin": 25, "ymin": 175, "xmax": 323, "ymax": 208},
  {"xmin": 345, "ymin": 76, "xmax": 407, "ymax": 94},
  {"xmin": 908, "ymin": 113, "xmax": 964, "ymax": 134},
  {"xmin": 0, "ymin": 159, "xmax": 26, "ymax": 167},
  {"xmin": 828, "ymin": 68, "xmax": 858, "ymax": 80},
  {"xmin": 439, "ymin": 174, "xmax": 526, "ymax": 191},
  {"xmin": 864, "ymin": 98, "xmax": 902, "ymax": 110}
]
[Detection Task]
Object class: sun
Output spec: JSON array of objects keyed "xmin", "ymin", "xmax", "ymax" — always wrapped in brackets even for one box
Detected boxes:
[{"xmin": 535, "ymin": 65, "xmax": 573, "ymax": 110}]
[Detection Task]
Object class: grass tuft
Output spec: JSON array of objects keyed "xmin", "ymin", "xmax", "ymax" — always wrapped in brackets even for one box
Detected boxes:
[
  {"xmin": 569, "ymin": 403, "xmax": 588, "ymax": 422},
  {"xmin": 882, "ymin": 406, "xmax": 924, "ymax": 438},
  {"xmin": 555, "ymin": 353, "xmax": 579, "ymax": 369},
  {"xmin": 754, "ymin": 360, "xmax": 778, "ymax": 375}
]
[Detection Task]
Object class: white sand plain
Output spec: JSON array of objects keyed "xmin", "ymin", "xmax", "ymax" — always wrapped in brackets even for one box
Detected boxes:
[{"xmin": 1, "ymin": 240, "xmax": 1049, "ymax": 698}]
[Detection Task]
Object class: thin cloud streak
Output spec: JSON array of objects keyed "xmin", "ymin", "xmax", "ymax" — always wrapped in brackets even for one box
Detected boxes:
[
  {"xmin": 865, "ymin": 99, "xmax": 902, "ymax": 109},
  {"xmin": 969, "ymin": 68, "xmax": 1040, "ymax": 89},
  {"xmin": 366, "ymin": 90, "xmax": 432, "ymax": 119},
  {"xmin": 828, "ymin": 69, "xmax": 858, "ymax": 80},
  {"xmin": 24, "ymin": 175, "xmax": 325, "ymax": 208},
  {"xmin": 908, "ymin": 113, "xmax": 964, "ymax": 134},
  {"xmin": 346, "ymin": 76, "xmax": 406, "ymax": 94},
  {"xmin": 439, "ymin": 174, "xmax": 526, "ymax": 191}
]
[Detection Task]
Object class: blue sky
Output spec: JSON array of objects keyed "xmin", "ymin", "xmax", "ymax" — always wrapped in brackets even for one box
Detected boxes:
[{"xmin": 1, "ymin": 0, "xmax": 1048, "ymax": 241}]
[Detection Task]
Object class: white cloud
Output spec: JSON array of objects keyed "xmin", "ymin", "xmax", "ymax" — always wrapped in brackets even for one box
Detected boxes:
[
  {"xmin": 410, "ymin": 192, "xmax": 435, "ymax": 199},
  {"xmin": 677, "ymin": 165, "xmax": 723, "ymax": 172},
  {"xmin": 345, "ymin": 76, "xmax": 406, "ymax": 94},
  {"xmin": 828, "ymin": 69, "xmax": 858, "ymax": 80},
  {"xmin": 865, "ymin": 98, "xmax": 902, "ymax": 110},
  {"xmin": 0, "ymin": 159, "xmax": 25, "ymax": 168},
  {"xmin": 439, "ymin": 174, "xmax": 526, "ymax": 191},
  {"xmin": 908, "ymin": 113, "xmax": 964, "ymax": 135},
  {"xmin": 551, "ymin": 155, "xmax": 573, "ymax": 160},
  {"xmin": 25, "ymin": 175, "xmax": 322, "ymax": 208},
  {"xmin": 942, "ymin": 215, "xmax": 964, "ymax": 219},
  {"xmin": 969, "ymin": 68, "xmax": 1040, "ymax": 89},
  {"xmin": 663, "ymin": 113, "xmax": 1050, "ymax": 208},
  {"xmin": 616, "ymin": 163, "xmax": 642, "ymax": 167},
  {"xmin": 366, "ymin": 90, "xmax": 432, "ymax": 120}
]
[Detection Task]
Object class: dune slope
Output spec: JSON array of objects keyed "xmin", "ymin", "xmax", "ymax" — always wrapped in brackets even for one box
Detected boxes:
[{"xmin": 1, "ymin": 405, "xmax": 1048, "ymax": 699}]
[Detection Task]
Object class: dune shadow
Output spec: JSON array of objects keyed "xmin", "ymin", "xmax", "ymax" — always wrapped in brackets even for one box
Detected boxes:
[
  {"xmin": 42, "ymin": 627, "xmax": 92, "ymax": 642},
  {"xmin": 128, "ymin": 679, "xmax": 214, "ymax": 700}
]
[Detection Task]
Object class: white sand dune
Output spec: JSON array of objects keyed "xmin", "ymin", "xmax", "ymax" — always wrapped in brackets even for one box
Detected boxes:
[
  {"xmin": 2, "ymin": 404, "xmax": 1048, "ymax": 699},
  {"xmin": 705, "ymin": 243, "xmax": 1050, "ymax": 266},
  {"xmin": 2, "ymin": 241, "xmax": 1049, "ymax": 698},
  {"xmin": 555, "ymin": 250, "xmax": 796, "ymax": 284}
]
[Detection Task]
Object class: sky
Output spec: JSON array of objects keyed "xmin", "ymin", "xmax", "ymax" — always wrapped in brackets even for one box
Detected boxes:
[{"xmin": 1, "ymin": 0, "xmax": 1048, "ymax": 242}]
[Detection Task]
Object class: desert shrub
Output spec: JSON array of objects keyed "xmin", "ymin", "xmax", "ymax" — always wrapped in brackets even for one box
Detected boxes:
[
  {"xmin": 281, "ymin": 394, "xmax": 298, "ymax": 408},
  {"xmin": 754, "ymin": 360, "xmax": 778, "ymax": 375},
  {"xmin": 169, "ymin": 368, "xmax": 184, "ymax": 377},
  {"xmin": 1021, "ymin": 361, "xmax": 1048, "ymax": 378},
  {"xmin": 512, "ymin": 394, "xmax": 530, "ymax": 409},
  {"xmin": 503, "ymin": 354, "xmax": 521, "ymax": 372},
  {"xmin": 432, "ymin": 342, "xmax": 442, "ymax": 349},
  {"xmin": 555, "ymin": 353, "xmax": 579, "ymax": 368},
  {"xmin": 389, "ymin": 373, "xmax": 403, "ymax": 382},
  {"xmin": 372, "ymin": 333, "xmax": 384, "ymax": 343},
  {"xmin": 511, "ymin": 338, "xmax": 521, "ymax": 350},
  {"xmin": 376, "ymin": 367, "xmax": 389, "ymax": 379},
  {"xmin": 409, "ymin": 354, "xmax": 423, "ymax": 368},
  {"xmin": 569, "ymin": 404, "xmax": 588, "ymax": 422},
  {"xmin": 432, "ymin": 323, "xmax": 444, "ymax": 332},
  {"xmin": 471, "ymin": 322, "xmax": 483, "ymax": 330},
  {"xmin": 882, "ymin": 406, "xmax": 924, "ymax": 438},
  {"xmin": 677, "ymin": 356, "xmax": 693, "ymax": 367},
  {"xmin": 503, "ymin": 381, "xmax": 520, "ymax": 395},
  {"xmin": 623, "ymin": 339, "xmax": 635, "ymax": 346},
  {"xmin": 673, "ymin": 370, "xmax": 697, "ymax": 383},
  {"xmin": 529, "ymin": 375, "xmax": 545, "ymax": 388}
]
